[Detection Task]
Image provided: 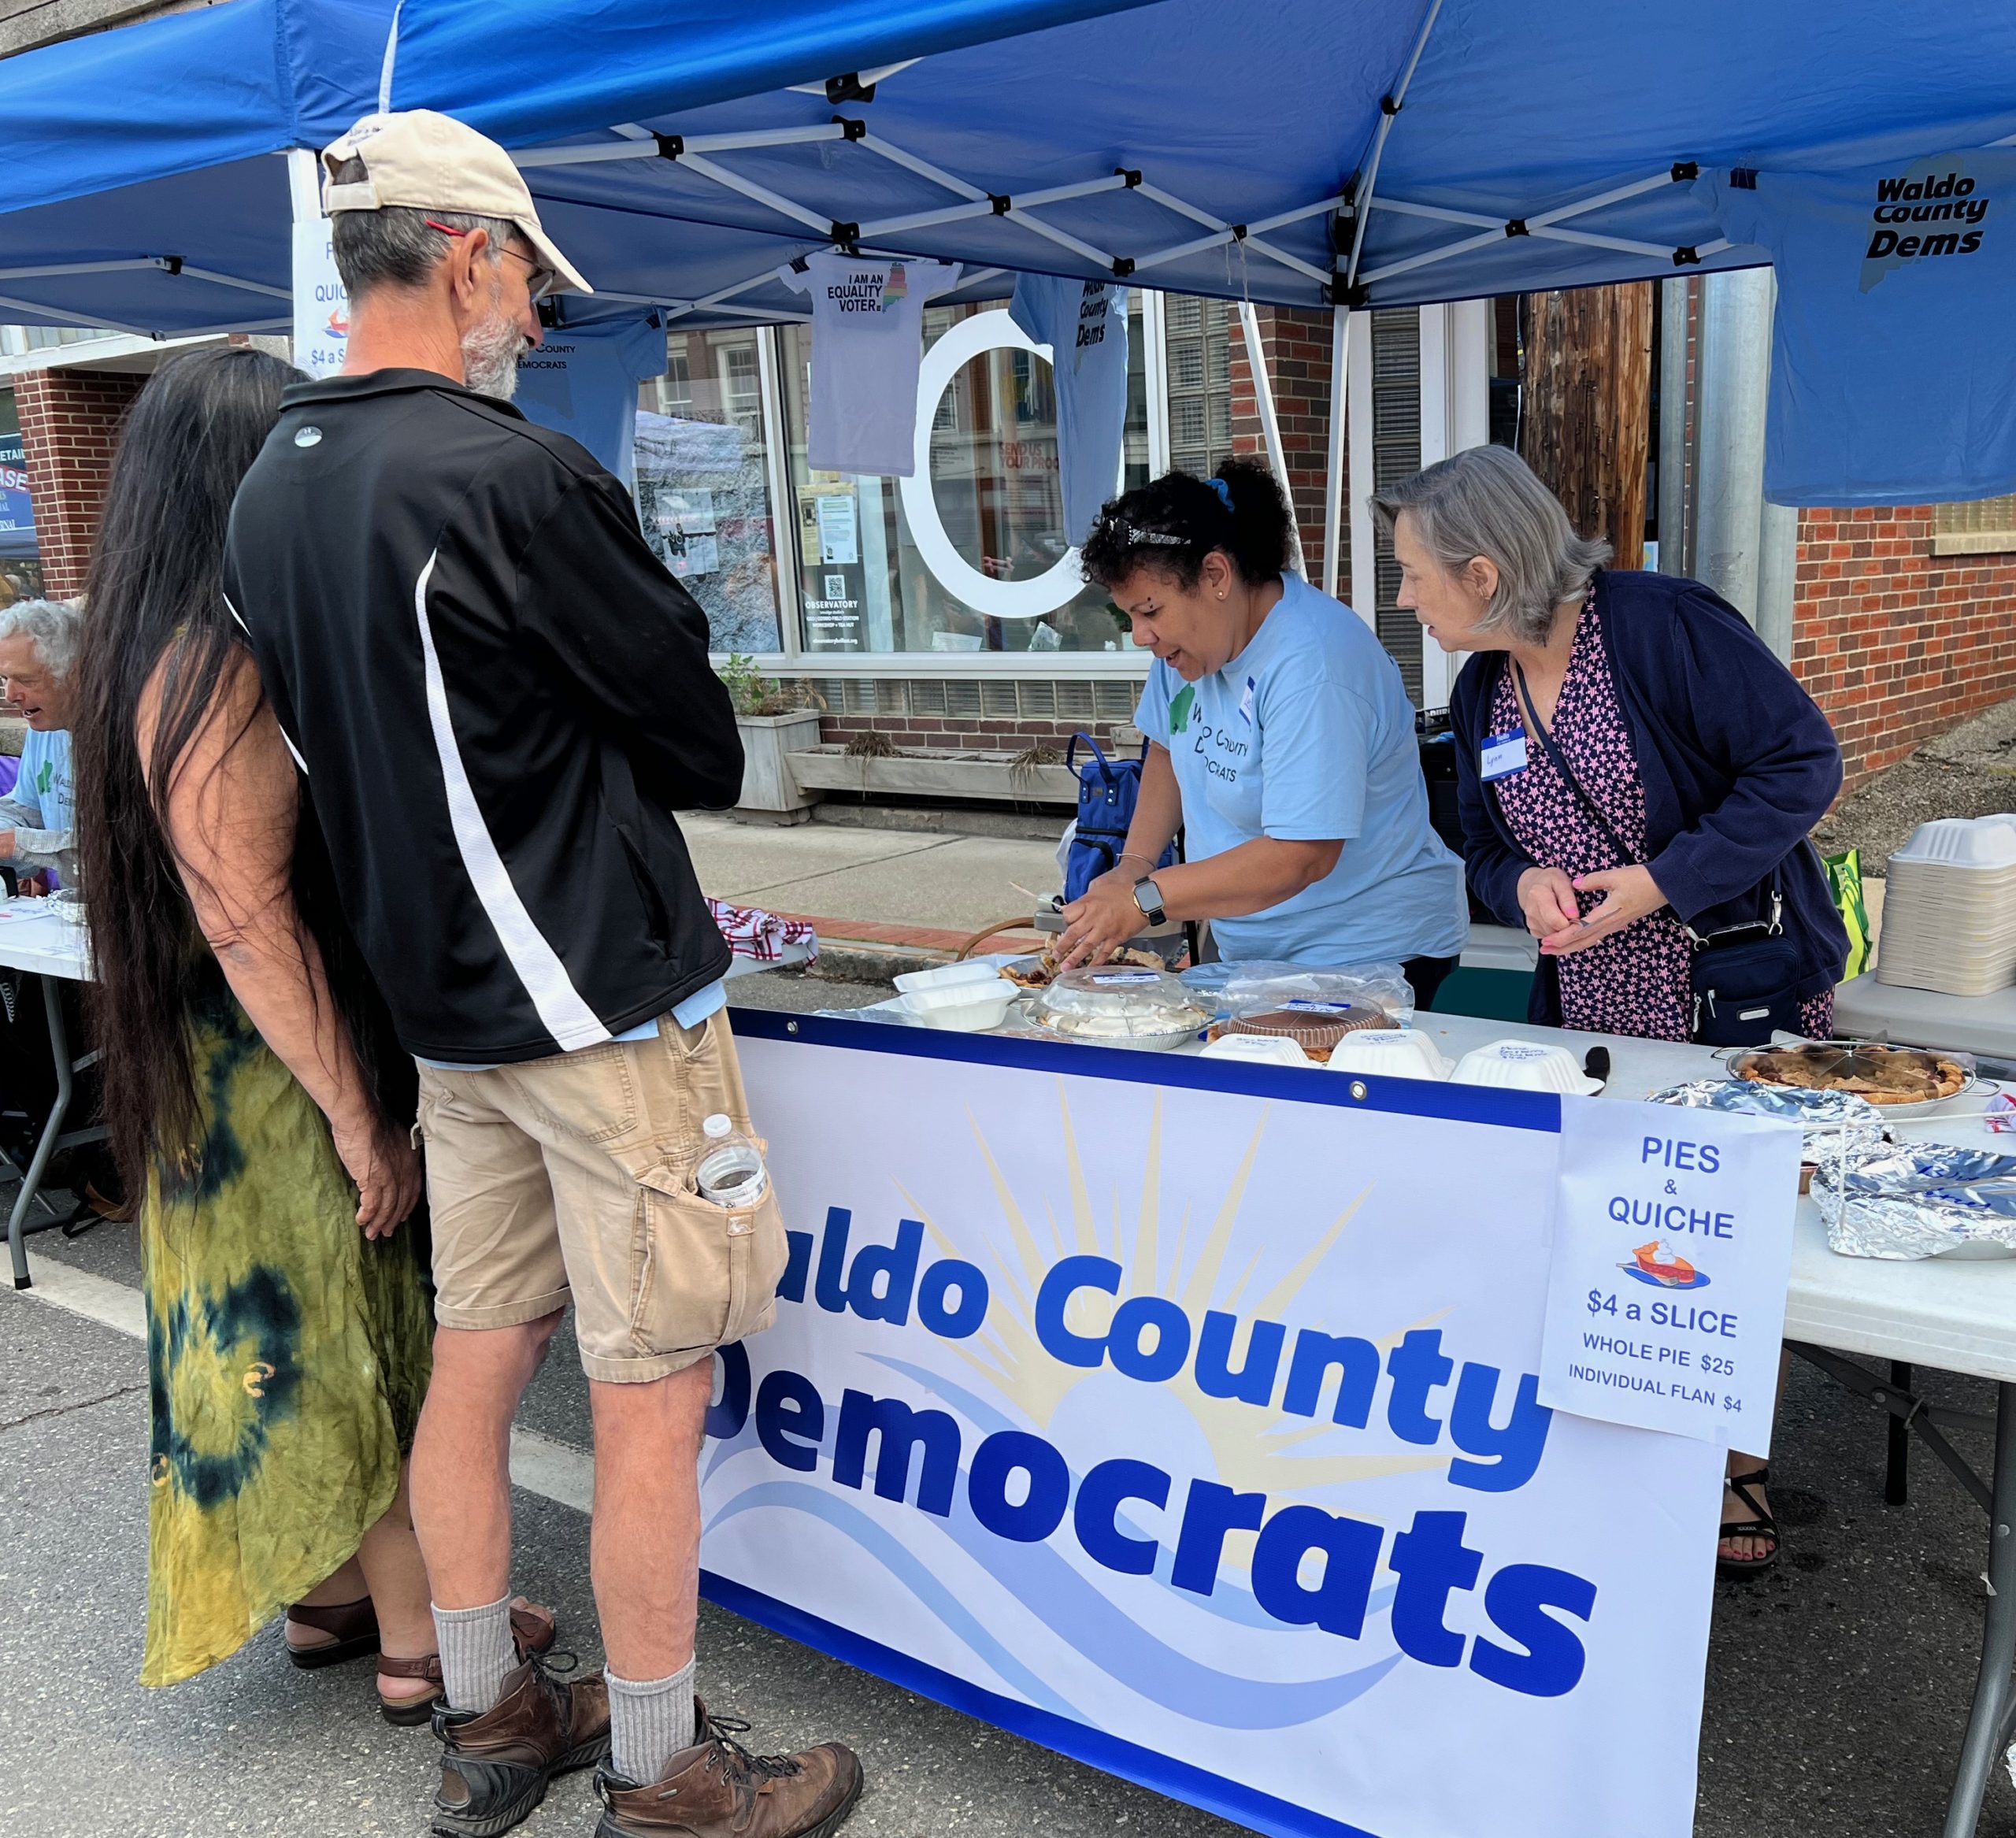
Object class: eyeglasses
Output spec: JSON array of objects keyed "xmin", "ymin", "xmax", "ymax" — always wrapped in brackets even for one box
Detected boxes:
[{"xmin": 424, "ymin": 219, "xmax": 559, "ymax": 302}]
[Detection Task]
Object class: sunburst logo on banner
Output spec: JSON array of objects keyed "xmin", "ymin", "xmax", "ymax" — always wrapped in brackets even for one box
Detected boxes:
[{"xmin": 892, "ymin": 1080, "xmax": 1448, "ymax": 1532}]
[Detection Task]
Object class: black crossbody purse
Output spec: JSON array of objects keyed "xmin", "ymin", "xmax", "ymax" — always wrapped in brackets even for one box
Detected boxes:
[{"xmin": 1507, "ymin": 661, "xmax": 1803, "ymax": 1047}]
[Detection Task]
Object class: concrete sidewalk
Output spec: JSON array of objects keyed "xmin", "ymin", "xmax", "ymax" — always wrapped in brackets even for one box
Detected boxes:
[{"xmin": 686, "ymin": 813, "xmax": 1061, "ymax": 958}]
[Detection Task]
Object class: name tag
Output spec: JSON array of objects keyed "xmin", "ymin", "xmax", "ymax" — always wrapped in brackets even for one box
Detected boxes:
[{"xmin": 1480, "ymin": 728, "xmax": 1529, "ymax": 781}]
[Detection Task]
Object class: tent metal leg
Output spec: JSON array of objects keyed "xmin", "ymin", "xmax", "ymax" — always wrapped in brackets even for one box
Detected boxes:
[
  {"xmin": 8, "ymin": 975, "xmax": 74, "ymax": 1290},
  {"xmin": 1786, "ymin": 1346, "xmax": 2012, "ymax": 1834},
  {"xmin": 1888, "ymin": 1360, "xmax": 1913, "ymax": 1506},
  {"xmin": 1941, "ymin": 1382, "xmax": 2015, "ymax": 1838}
]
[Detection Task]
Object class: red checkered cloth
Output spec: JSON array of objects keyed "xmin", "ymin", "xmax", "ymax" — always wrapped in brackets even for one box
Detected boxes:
[{"xmin": 710, "ymin": 897, "xmax": 818, "ymax": 965}]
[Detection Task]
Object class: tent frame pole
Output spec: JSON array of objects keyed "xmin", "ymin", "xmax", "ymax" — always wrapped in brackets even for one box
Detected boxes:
[
  {"xmin": 1341, "ymin": 0, "xmax": 1446, "ymax": 291},
  {"xmin": 514, "ymin": 124, "xmax": 844, "ymax": 169},
  {"xmin": 1237, "ymin": 299, "xmax": 1299, "ymax": 568},
  {"xmin": 1323, "ymin": 306, "xmax": 1351, "ymax": 600},
  {"xmin": 1361, "ymin": 171, "xmax": 1732, "ymax": 291}
]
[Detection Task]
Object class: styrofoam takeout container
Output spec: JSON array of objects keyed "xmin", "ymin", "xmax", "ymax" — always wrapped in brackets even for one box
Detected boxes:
[
  {"xmin": 1199, "ymin": 1033, "xmax": 1316, "ymax": 1067},
  {"xmin": 1451, "ymin": 1038, "xmax": 1602, "ymax": 1095},
  {"xmin": 1324, "ymin": 1028, "xmax": 1455, "ymax": 1080},
  {"xmin": 1889, "ymin": 815, "xmax": 2016, "ymax": 870},
  {"xmin": 896, "ymin": 985, "xmax": 1017, "ymax": 1032},
  {"xmin": 895, "ymin": 959, "xmax": 1012, "ymax": 995}
]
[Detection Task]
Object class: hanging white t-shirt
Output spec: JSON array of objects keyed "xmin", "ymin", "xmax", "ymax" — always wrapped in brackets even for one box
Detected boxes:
[
  {"xmin": 1009, "ymin": 274, "xmax": 1129, "ymax": 544},
  {"xmin": 780, "ymin": 253, "xmax": 960, "ymax": 476}
]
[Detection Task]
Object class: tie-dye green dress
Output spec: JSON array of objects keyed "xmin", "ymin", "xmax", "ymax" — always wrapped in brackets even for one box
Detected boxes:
[{"xmin": 139, "ymin": 977, "xmax": 432, "ymax": 1687}]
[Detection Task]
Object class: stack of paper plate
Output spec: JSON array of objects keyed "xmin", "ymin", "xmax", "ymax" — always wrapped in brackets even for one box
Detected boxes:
[{"xmin": 1876, "ymin": 815, "xmax": 2016, "ymax": 996}]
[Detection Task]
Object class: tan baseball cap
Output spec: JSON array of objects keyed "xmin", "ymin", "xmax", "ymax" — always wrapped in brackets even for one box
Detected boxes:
[{"xmin": 321, "ymin": 109, "xmax": 592, "ymax": 297}]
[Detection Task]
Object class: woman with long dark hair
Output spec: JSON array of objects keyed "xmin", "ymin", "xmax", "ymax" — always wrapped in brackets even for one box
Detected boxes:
[{"xmin": 72, "ymin": 346, "xmax": 509, "ymax": 1711}]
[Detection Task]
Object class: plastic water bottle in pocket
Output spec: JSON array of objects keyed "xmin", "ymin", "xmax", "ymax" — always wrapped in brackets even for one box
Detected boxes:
[{"xmin": 696, "ymin": 1113, "xmax": 767, "ymax": 1207}]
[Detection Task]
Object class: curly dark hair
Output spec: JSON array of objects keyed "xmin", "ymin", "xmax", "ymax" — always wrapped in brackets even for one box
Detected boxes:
[
  {"xmin": 72, "ymin": 346, "xmax": 413, "ymax": 1186},
  {"xmin": 1078, "ymin": 456, "xmax": 1294, "ymax": 592}
]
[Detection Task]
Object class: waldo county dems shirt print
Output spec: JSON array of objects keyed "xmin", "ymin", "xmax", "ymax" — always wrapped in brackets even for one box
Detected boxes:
[{"xmin": 1699, "ymin": 151, "xmax": 2016, "ymax": 505}]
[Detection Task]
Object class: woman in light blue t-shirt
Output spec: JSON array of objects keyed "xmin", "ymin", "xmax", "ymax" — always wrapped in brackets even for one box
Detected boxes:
[{"xmin": 1057, "ymin": 460, "xmax": 1466, "ymax": 1002}]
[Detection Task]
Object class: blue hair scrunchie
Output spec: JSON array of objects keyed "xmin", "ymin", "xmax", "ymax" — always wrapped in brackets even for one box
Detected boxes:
[{"xmin": 1208, "ymin": 476, "xmax": 1233, "ymax": 511}]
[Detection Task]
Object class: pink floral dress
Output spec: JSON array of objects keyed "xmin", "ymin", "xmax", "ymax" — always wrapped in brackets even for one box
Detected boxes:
[{"xmin": 1488, "ymin": 591, "xmax": 1834, "ymax": 1042}]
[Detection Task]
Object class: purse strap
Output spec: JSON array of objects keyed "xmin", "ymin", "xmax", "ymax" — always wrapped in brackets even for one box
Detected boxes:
[{"xmin": 1506, "ymin": 659, "xmax": 1783, "ymax": 946}]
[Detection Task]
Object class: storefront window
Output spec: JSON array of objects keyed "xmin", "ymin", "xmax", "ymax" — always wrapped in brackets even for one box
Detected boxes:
[
  {"xmin": 0, "ymin": 389, "xmax": 42, "ymax": 602},
  {"xmin": 778, "ymin": 295, "xmax": 1150, "ymax": 656},
  {"xmin": 633, "ymin": 328, "xmax": 783, "ymax": 652},
  {"xmin": 1162, "ymin": 295, "xmax": 1236, "ymax": 477}
]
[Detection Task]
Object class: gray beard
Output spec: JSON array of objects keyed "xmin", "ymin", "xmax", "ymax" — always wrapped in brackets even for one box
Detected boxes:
[{"xmin": 461, "ymin": 313, "xmax": 526, "ymax": 400}]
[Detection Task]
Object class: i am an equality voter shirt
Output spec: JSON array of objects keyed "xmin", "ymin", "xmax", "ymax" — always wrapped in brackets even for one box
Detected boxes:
[{"xmin": 1699, "ymin": 150, "xmax": 2016, "ymax": 505}]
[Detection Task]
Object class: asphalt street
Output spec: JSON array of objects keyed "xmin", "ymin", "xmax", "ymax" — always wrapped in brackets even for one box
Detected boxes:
[{"xmin": 1, "ymin": 968, "xmax": 2009, "ymax": 1838}]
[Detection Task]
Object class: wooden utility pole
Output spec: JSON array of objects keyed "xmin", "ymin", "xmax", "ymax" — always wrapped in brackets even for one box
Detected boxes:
[{"xmin": 1520, "ymin": 283, "xmax": 1652, "ymax": 569}]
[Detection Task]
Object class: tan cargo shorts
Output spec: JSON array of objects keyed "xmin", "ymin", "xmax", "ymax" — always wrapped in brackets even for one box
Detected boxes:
[{"xmin": 415, "ymin": 1010, "xmax": 789, "ymax": 1383}]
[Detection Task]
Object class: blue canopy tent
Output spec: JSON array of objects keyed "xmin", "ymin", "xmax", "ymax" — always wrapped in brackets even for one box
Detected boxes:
[
  {"xmin": 2, "ymin": 0, "xmax": 2016, "ymax": 555},
  {"xmin": 6, "ymin": 5, "xmax": 2016, "ymax": 1835}
]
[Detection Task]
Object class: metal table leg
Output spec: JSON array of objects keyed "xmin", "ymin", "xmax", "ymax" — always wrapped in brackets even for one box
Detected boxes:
[
  {"xmin": 1942, "ymin": 1381, "xmax": 2016, "ymax": 1838},
  {"xmin": 1887, "ymin": 1359, "xmax": 1913, "ymax": 1506},
  {"xmin": 7, "ymin": 976, "xmax": 72, "ymax": 1290}
]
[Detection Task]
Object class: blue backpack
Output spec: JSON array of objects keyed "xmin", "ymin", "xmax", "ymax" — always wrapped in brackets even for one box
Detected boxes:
[{"xmin": 1062, "ymin": 732, "xmax": 1177, "ymax": 902}]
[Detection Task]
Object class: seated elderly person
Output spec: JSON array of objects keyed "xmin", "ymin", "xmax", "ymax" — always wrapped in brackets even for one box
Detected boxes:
[{"xmin": 0, "ymin": 598, "xmax": 80, "ymax": 891}]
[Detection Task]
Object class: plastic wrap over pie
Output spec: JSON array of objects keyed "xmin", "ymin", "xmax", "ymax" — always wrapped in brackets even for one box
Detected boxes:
[{"xmin": 1031, "ymin": 967, "xmax": 1214, "ymax": 1048}]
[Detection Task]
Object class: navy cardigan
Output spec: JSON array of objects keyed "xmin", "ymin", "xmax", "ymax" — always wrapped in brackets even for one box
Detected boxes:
[{"xmin": 1448, "ymin": 569, "xmax": 1850, "ymax": 1027}]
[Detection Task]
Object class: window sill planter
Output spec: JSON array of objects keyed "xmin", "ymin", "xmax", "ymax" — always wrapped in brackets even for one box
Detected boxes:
[{"xmin": 736, "ymin": 710, "xmax": 826, "ymax": 813}]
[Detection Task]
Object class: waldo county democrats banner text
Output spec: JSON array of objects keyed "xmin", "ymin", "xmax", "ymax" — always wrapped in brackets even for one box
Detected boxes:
[{"xmin": 705, "ymin": 1013, "xmax": 1729, "ymax": 1838}]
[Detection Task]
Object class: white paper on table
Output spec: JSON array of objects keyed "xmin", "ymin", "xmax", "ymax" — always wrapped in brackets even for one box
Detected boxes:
[{"xmin": 1539, "ymin": 1096, "xmax": 1803, "ymax": 1451}]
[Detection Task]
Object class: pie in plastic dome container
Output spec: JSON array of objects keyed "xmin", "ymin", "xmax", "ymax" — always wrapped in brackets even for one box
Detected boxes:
[{"xmin": 1032, "ymin": 966, "xmax": 1214, "ymax": 1051}]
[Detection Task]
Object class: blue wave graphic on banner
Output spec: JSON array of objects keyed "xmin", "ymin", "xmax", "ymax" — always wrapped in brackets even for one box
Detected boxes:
[
  {"xmin": 709, "ymin": 1435, "xmax": 1403, "ymax": 1730},
  {"xmin": 706, "ymin": 1480, "xmax": 1082, "ymax": 1719}
]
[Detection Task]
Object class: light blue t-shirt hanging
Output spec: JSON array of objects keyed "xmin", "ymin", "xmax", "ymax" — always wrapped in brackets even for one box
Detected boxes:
[
  {"xmin": 514, "ymin": 313, "xmax": 668, "ymax": 485},
  {"xmin": 1699, "ymin": 151, "xmax": 2016, "ymax": 506},
  {"xmin": 1134, "ymin": 573, "xmax": 1467, "ymax": 967},
  {"xmin": 1010, "ymin": 274, "xmax": 1129, "ymax": 545}
]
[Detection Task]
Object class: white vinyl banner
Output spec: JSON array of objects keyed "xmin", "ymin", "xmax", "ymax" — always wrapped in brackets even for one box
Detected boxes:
[
  {"xmin": 289, "ymin": 218, "xmax": 350, "ymax": 379},
  {"xmin": 710, "ymin": 1016, "xmax": 1736, "ymax": 1838}
]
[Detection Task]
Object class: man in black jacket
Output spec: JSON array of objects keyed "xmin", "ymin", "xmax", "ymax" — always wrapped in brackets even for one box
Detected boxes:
[{"xmin": 226, "ymin": 111, "xmax": 858, "ymax": 1838}]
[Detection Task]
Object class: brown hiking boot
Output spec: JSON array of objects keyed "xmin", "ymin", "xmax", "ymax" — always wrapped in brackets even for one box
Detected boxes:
[
  {"xmin": 592, "ymin": 1700, "xmax": 862, "ymax": 1838},
  {"xmin": 431, "ymin": 1652, "xmax": 611, "ymax": 1837}
]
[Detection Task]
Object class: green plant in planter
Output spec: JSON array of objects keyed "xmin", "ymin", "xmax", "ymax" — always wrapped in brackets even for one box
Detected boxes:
[{"xmin": 716, "ymin": 653, "xmax": 822, "ymax": 717}]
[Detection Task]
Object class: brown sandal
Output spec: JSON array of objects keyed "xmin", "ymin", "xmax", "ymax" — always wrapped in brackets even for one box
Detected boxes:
[
  {"xmin": 376, "ymin": 1599, "xmax": 558, "ymax": 1727},
  {"xmin": 284, "ymin": 1596, "xmax": 380, "ymax": 1670}
]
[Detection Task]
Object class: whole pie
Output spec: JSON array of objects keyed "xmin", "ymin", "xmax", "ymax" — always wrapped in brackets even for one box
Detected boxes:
[{"xmin": 1733, "ymin": 1043, "xmax": 1968, "ymax": 1106}]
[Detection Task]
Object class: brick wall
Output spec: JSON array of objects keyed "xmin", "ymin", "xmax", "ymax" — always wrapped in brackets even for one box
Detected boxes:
[
  {"xmin": 1227, "ymin": 304, "xmax": 1337, "ymax": 580},
  {"xmin": 1792, "ymin": 506, "xmax": 2016, "ymax": 784},
  {"xmin": 820, "ymin": 713, "xmax": 1133, "ymax": 754},
  {"xmin": 13, "ymin": 365, "xmax": 142, "ymax": 598}
]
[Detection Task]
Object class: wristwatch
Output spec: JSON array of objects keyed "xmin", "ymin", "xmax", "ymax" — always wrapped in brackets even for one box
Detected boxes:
[{"xmin": 1132, "ymin": 876, "xmax": 1167, "ymax": 927}]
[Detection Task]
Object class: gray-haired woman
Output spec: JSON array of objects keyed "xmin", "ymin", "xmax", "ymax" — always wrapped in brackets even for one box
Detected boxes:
[{"xmin": 1374, "ymin": 444, "xmax": 1848, "ymax": 1578}]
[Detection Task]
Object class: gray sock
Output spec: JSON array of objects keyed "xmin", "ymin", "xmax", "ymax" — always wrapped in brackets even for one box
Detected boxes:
[
  {"xmin": 432, "ymin": 1595, "xmax": 517, "ymax": 1714},
  {"xmin": 606, "ymin": 1660, "xmax": 698, "ymax": 1785}
]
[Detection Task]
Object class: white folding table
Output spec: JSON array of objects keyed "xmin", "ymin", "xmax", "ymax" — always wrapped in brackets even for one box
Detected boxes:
[
  {"xmin": 1365, "ymin": 1013, "xmax": 2016, "ymax": 1838},
  {"xmin": 1, "ymin": 902, "xmax": 814, "ymax": 1288},
  {"xmin": 0, "ymin": 899, "xmax": 97, "ymax": 1291},
  {"xmin": 858, "ymin": 999, "xmax": 2016, "ymax": 1832}
]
